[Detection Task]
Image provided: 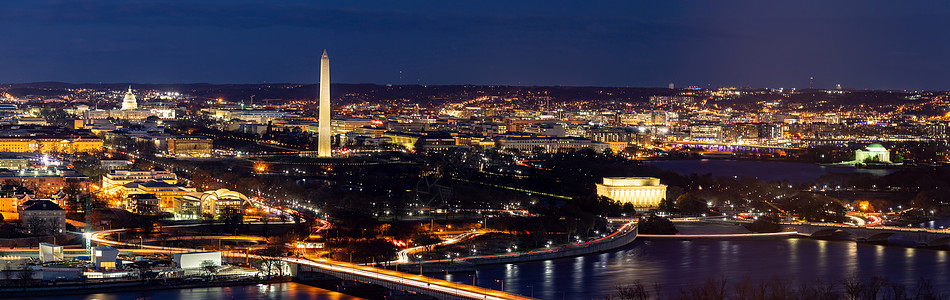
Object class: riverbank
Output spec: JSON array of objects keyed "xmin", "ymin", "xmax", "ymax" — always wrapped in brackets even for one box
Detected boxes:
[
  {"xmin": 17, "ymin": 281, "xmax": 362, "ymax": 300},
  {"xmin": 641, "ymin": 159, "xmax": 898, "ymax": 182},
  {"xmin": 433, "ymin": 236, "xmax": 950, "ymax": 299},
  {"xmin": 408, "ymin": 221, "xmax": 638, "ymax": 267},
  {"xmin": 638, "ymin": 222, "xmax": 798, "ymax": 240},
  {"xmin": 0, "ymin": 277, "xmax": 292, "ymax": 298}
]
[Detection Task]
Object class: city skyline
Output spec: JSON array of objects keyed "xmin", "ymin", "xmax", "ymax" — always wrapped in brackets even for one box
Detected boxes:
[{"xmin": 2, "ymin": 1, "xmax": 950, "ymax": 90}]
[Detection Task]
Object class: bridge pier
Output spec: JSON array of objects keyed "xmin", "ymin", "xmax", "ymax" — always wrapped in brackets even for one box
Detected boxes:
[
  {"xmin": 293, "ymin": 264, "xmax": 507, "ymax": 300},
  {"xmin": 782, "ymin": 224, "xmax": 950, "ymax": 248}
]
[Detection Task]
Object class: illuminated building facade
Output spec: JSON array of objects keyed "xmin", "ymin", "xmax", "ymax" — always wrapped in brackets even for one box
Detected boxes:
[
  {"xmin": 596, "ymin": 177, "xmax": 667, "ymax": 209},
  {"xmin": 167, "ymin": 136, "xmax": 213, "ymax": 157},
  {"xmin": 101, "ymin": 169, "xmax": 177, "ymax": 195},
  {"xmin": 121, "ymin": 86, "xmax": 138, "ymax": 110},
  {"xmin": 180, "ymin": 189, "xmax": 248, "ymax": 217},
  {"xmin": 0, "ymin": 138, "xmax": 103, "ymax": 154},
  {"xmin": 855, "ymin": 143, "xmax": 891, "ymax": 163}
]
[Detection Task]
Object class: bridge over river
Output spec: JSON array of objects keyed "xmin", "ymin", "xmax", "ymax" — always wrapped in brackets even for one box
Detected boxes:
[
  {"xmin": 783, "ymin": 223, "xmax": 950, "ymax": 247},
  {"xmin": 85, "ymin": 226, "xmax": 534, "ymax": 300},
  {"xmin": 697, "ymin": 218, "xmax": 950, "ymax": 247}
]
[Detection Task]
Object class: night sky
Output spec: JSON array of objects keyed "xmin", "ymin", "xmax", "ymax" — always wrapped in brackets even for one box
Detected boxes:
[{"xmin": 2, "ymin": 1, "xmax": 948, "ymax": 90}]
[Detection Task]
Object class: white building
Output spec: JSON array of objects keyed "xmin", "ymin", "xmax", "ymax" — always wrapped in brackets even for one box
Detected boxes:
[
  {"xmin": 596, "ymin": 177, "xmax": 668, "ymax": 209},
  {"xmin": 855, "ymin": 143, "xmax": 891, "ymax": 163},
  {"xmin": 173, "ymin": 251, "xmax": 221, "ymax": 269},
  {"xmin": 121, "ymin": 86, "xmax": 138, "ymax": 110},
  {"xmin": 39, "ymin": 243, "xmax": 64, "ymax": 263}
]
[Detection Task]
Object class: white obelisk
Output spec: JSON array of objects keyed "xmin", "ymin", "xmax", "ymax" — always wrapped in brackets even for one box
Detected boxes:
[{"xmin": 318, "ymin": 50, "xmax": 332, "ymax": 157}]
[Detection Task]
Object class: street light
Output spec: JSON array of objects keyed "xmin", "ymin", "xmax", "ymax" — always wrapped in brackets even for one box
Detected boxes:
[{"xmin": 495, "ymin": 279, "xmax": 504, "ymax": 291}]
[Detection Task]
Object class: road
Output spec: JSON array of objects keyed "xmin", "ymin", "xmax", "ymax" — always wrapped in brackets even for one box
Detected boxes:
[
  {"xmin": 84, "ymin": 226, "xmax": 532, "ymax": 300},
  {"xmin": 102, "ymin": 148, "xmax": 533, "ymax": 298}
]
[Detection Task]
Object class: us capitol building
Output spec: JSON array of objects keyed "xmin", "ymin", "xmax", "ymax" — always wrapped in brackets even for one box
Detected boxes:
[
  {"xmin": 84, "ymin": 86, "xmax": 176, "ymax": 121},
  {"xmin": 596, "ymin": 177, "xmax": 668, "ymax": 209}
]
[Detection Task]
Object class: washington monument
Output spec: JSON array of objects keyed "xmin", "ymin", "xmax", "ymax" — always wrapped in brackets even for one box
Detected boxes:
[{"xmin": 318, "ymin": 50, "xmax": 331, "ymax": 157}]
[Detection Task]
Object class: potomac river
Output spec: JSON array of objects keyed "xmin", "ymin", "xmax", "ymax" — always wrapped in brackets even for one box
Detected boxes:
[
  {"xmin": 39, "ymin": 160, "xmax": 945, "ymax": 299},
  {"xmin": 35, "ymin": 236, "xmax": 949, "ymax": 300}
]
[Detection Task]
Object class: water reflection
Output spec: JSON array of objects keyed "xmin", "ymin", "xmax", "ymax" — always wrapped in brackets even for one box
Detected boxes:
[
  {"xmin": 27, "ymin": 282, "xmax": 360, "ymax": 300},
  {"xmin": 435, "ymin": 239, "xmax": 950, "ymax": 299},
  {"xmin": 643, "ymin": 159, "xmax": 897, "ymax": 182}
]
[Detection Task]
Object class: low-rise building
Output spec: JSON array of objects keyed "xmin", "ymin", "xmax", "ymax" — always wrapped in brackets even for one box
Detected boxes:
[
  {"xmin": 166, "ymin": 136, "xmax": 213, "ymax": 157},
  {"xmin": 496, "ymin": 135, "xmax": 609, "ymax": 153},
  {"xmin": 595, "ymin": 177, "xmax": 668, "ymax": 209},
  {"xmin": 91, "ymin": 246, "xmax": 119, "ymax": 270},
  {"xmin": 0, "ymin": 167, "xmax": 89, "ymax": 198},
  {"xmin": 39, "ymin": 243, "xmax": 64, "ymax": 263},
  {"xmin": 179, "ymin": 189, "xmax": 248, "ymax": 217},
  {"xmin": 120, "ymin": 180, "xmax": 195, "ymax": 211},
  {"xmin": 99, "ymin": 160, "xmax": 133, "ymax": 171},
  {"xmin": 101, "ymin": 169, "xmax": 177, "ymax": 195},
  {"xmin": 0, "ymin": 125, "xmax": 103, "ymax": 154},
  {"xmin": 173, "ymin": 251, "xmax": 221, "ymax": 269},
  {"xmin": 21, "ymin": 200, "xmax": 66, "ymax": 234}
]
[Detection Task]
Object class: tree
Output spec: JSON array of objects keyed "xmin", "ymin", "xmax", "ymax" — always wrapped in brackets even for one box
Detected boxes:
[
  {"xmin": 675, "ymin": 193, "xmax": 709, "ymax": 216},
  {"xmin": 200, "ymin": 260, "xmax": 219, "ymax": 279},
  {"xmin": 637, "ymin": 216, "xmax": 678, "ymax": 235},
  {"xmin": 219, "ymin": 207, "xmax": 243, "ymax": 226},
  {"xmin": 412, "ymin": 233, "xmax": 440, "ymax": 251},
  {"xmin": 25, "ymin": 218, "xmax": 53, "ymax": 235},
  {"xmin": 746, "ymin": 214, "xmax": 782, "ymax": 233},
  {"xmin": 657, "ymin": 198, "xmax": 676, "ymax": 213}
]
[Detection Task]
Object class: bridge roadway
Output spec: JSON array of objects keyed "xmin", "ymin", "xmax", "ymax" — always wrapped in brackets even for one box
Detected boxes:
[
  {"xmin": 84, "ymin": 227, "xmax": 533, "ymax": 300},
  {"xmin": 661, "ymin": 141, "xmax": 801, "ymax": 151},
  {"xmin": 700, "ymin": 218, "xmax": 950, "ymax": 247},
  {"xmin": 782, "ymin": 222, "xmax": 950, "ymax": 246}
]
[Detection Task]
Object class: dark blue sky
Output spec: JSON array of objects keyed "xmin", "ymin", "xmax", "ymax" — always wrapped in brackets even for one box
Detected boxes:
[{"xmin": 1, "ymin": 1, "xmax": 948, "ymax": 90}]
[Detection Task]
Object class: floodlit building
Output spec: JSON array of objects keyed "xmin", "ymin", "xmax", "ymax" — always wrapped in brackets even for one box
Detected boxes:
[
  {"xmin": 121, "ymin": 86, "xmax": 138, "ymax": 110},
  {"xmin": 0, "ymin": 167, "xmax": 90, "ymax": 198},
  {"xmin": 596, "ymin": 177, "xmax": 668, "ymax": 209},
  {"xmin": 173, "ymin": 251, "xmax": 221, "ymax": 269},
  {"xmin": 0, "ymin": 137, "xmax": 103, "ymax": 154},
  {"xmin": 39, "ymin": 243, "xmax": 64, "ymax": 263},
  {"xmin": 496, "ymin": 135, "xmax": 610, "ymax": 153},
  {"xmin": 0, "ymin": 153, "xmax": 31, "ymax": 170},
  {"xmin": 100, "ymin": 160, "xmax": 133, "ymax": 171},
  {"xmin": 179, "ymin": 188, "xmax": 248, "ymax": 217},
  {"xmin": 120, "ymin": 180, "xmax": 194, "ymax": 211},
  {"xmin": 166, "ymin": 136, "xmax": 213, "ymax": 157},
  {"xmin": 101, "ymin": 169, "xmax": 178, "ymax": 195},
  {"xmin": 855, "ymin": 143, "xmax": 891, "ymax": 163}
]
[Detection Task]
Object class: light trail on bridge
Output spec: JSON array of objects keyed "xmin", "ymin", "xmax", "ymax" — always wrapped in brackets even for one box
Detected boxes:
[{"xmin": 82, "ymin": 227, "xmax": 532, "ymax": 300}]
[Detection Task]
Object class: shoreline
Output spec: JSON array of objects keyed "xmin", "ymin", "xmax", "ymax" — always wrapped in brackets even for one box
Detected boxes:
[
  {"xmin": 0, "ymin": 277, "xmax": 292, "ymax": 298},
  {"xmin": 638, "ymin": 231, "xmax": 799, "ymax": 240}
]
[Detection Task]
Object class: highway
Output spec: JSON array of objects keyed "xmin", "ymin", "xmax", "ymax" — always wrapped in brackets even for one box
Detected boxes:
[
  {"xmin": 83, "ymin": 227, "xmax": 533, "ymax": 300},
  {"xmin": 100, "ymin": 148, "xmax": 536, "ymax": 298}
]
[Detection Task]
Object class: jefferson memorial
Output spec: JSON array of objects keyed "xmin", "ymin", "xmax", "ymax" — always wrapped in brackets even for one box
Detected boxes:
[{"xmin": 854, "ymin": 143, "xmax": 891, "ymax": 163}]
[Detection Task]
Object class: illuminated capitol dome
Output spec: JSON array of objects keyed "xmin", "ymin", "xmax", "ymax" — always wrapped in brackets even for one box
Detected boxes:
[{"xmin": 121, "ymin": 86, "xmax": 138, "ymax": 110}]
